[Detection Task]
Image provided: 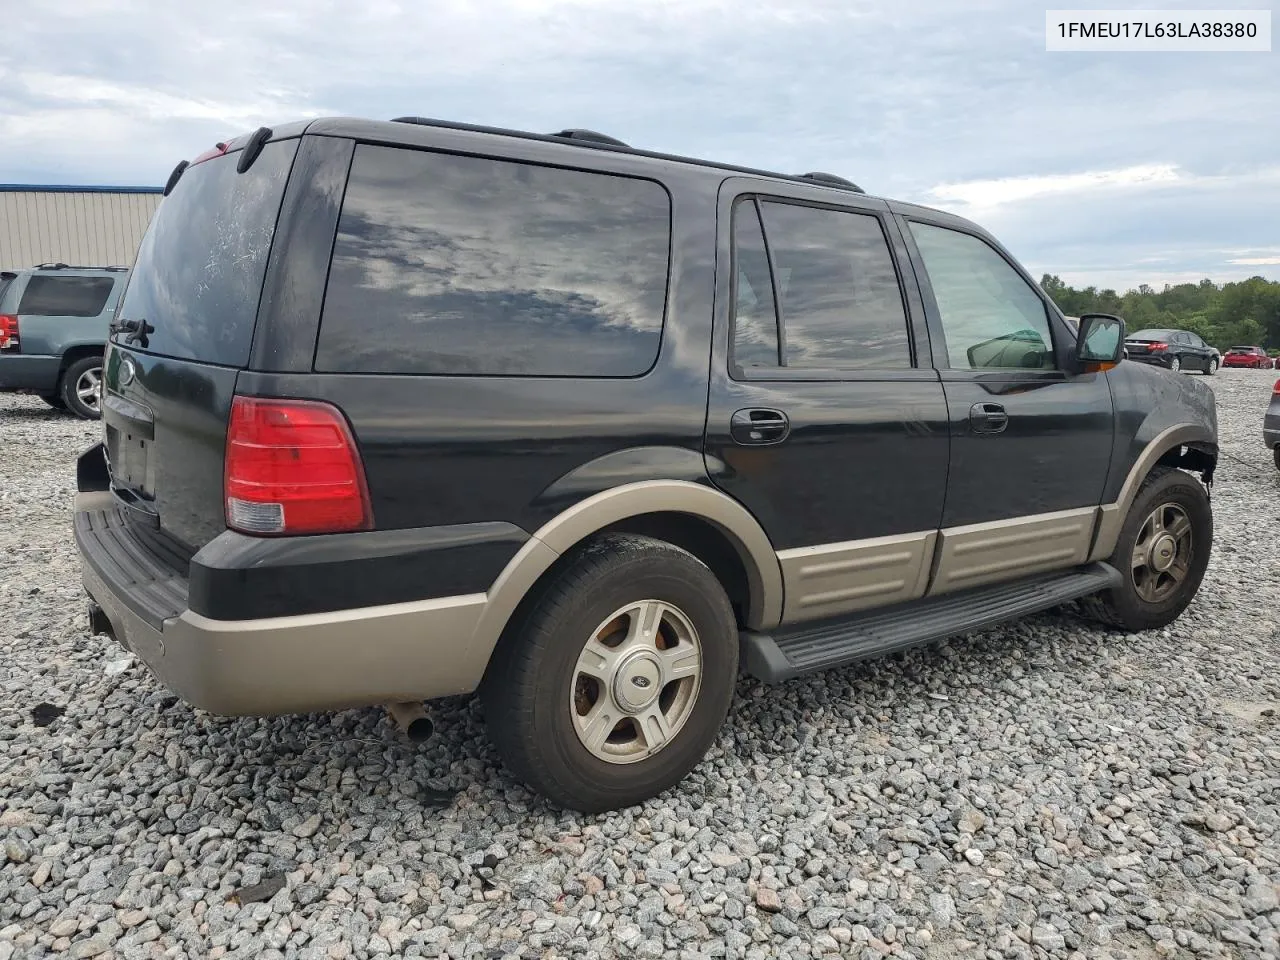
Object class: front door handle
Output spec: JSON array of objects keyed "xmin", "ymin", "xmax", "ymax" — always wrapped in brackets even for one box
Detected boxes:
[
  {"xmin": 969, "ymin": 402, "xmax": 1008, "ymax": 434},
  {"xmin": 731, "ymin": 408, "xmax": 790, "ymax": 445}
]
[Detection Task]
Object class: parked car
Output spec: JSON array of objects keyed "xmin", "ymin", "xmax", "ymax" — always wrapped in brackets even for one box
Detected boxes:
[
  {"xmin": 1267, "ymin": 379, "xmax": 1280, "ymax": 470},
  {"xmin": 74, "ymin": 118, "xmax": 1219, "ymax": 812},
  {"xmin": 0, "ymin": 264, "xmax": 129, "ymax": 418},
  {"xmin": 1222, "ymin": 345, "xmax": 1273, "ymax": 369},
  {"xmin": 1124, "ymin": 328, "xmax": 1219, "ymax": 375}
]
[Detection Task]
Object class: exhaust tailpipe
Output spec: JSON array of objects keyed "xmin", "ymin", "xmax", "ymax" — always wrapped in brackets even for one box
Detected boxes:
[{"xmin": 386, "ymin": 701, "xmax": 434, "ymax": 743}]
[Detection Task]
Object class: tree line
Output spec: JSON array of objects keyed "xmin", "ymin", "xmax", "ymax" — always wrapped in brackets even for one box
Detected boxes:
[{"xmin": 1041, "ymin": 274, "xmax": 1280, "ymax": 353}]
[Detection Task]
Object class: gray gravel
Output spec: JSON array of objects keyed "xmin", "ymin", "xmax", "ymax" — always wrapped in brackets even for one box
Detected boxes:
[{"xmin": 2, "ymin": 370, "xmax": 1279, "ymax": 960}]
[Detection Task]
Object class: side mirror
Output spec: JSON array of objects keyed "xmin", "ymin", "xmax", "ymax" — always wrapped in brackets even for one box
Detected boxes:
[{"xmin": 1075, "ymin": 313, "xmax": 1125, "ymax": 369}]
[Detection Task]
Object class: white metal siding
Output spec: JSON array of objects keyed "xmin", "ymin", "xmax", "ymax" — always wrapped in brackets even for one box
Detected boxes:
[{"xmin": 0, "ymin": 191, "xmax": 160, "ymax": 270}]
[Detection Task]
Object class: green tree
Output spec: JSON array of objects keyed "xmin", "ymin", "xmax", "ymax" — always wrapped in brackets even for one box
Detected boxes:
[{"xmin": 1041, "ymin": 274, "xmax": 1280, "ymax": 351}]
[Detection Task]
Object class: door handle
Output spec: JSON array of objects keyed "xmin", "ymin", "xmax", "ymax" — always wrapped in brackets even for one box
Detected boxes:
[
  {"xmin": 969, "ymin": 402, "xmax": 1008, "ymax": 434},
  {"xmin": 731, "ymin": 408, "xmax": 790, "ymax": 445}
]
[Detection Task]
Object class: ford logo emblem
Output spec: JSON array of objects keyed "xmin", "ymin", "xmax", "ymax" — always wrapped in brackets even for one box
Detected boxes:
[{"xmin": 119, "ymin": 356, "xmax": 137, "ymax": 387}]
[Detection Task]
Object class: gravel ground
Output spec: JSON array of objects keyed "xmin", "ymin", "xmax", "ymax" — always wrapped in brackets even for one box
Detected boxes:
[{"xmin": 1, "ymin": 371, "xmax": 1278, "ymax": 960}]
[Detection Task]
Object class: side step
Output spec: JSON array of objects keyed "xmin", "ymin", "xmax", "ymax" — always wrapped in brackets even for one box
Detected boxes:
[{"xmin": 742, "ymin": 562, "xmax": 1121, "ymax": 682}]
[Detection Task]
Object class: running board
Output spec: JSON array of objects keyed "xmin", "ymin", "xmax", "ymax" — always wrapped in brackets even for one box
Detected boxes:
[{"xmin": 742, "ymin": 562, "xmax": 1121, "ymax": 682}]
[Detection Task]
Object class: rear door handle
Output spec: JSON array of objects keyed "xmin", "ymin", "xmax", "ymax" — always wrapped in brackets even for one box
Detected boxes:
[
  {"xmin": 731, "ymin": 408, "xmax": 790, "ymax": 445},
  {"xmin": 969, "ymin": 402, "xmax": 1008, "ymax": 434}
]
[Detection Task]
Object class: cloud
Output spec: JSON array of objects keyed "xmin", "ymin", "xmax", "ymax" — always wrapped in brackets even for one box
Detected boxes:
[
  {"xmin": 927, "ymin": 164, "xmax": 1181, "ymax": 212},
  {"xmin": 0, "ymin": 0, "xmax": 1275, "ymax": 288}
]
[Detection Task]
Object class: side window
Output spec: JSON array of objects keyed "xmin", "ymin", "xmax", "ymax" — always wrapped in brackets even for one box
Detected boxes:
[
  {"xmin": 731, "ymin": 200, "xmax": 780, "ymax": 372},
  {"xmin": 318, "ymin": 145, "xmax": 671, "ymax": 377},
  {"xmin": 909, "ymin": 222, "xmax": 1056, "ymax": 370},
  {"xmin": 17, "ymin": 276, "xmax": 115, "ymax": 318},
  {"xmin": 758, "ymin": 201, "xmax": 911, "ymax": 369}
]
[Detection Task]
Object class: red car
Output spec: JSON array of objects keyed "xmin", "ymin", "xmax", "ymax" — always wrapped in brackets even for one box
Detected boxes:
[{"xmin": 1222, "ymin": 346, "xmax": 1275, "ymax": 369}]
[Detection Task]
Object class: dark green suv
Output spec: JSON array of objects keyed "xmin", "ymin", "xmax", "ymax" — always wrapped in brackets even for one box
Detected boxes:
[{"xmin": 0, "ymin": 263, "xmax": 129, "ymax": 418}]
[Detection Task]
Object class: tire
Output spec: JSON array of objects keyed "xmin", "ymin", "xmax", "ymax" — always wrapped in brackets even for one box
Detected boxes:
[
  {"xmin": 1205, "ymin": 358, "xmax": 1218, "ymax": 375},
  {"xmin": 1169, "ymin": 356, "xmax": 1182, "ymax": 373},
  {"xmin": 38, "ymin": 394, "xmax": 66, "ymax": 410},
  {"xmin": 1082, "ymin": 466, "xmax": 1212, "ymax": 632},
  {"xmin": 481, "ymin": 533, "xmax": 738, "ymax": 813},
  {"xmin": 60, "ymin": 356, "xmax": 103, "ymax": 420},
  {"xmin": 1274, "ymin": 446, "xmax": 1280, "ymax": 471}
]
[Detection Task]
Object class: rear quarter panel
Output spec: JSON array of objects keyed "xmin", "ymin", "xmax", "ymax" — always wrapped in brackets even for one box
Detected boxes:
[{"xmin": 244, "ymin": 131, "xmax": 722, "ymax": 537}]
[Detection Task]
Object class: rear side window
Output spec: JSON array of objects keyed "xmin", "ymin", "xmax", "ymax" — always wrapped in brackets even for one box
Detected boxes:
[
  {"xmin": 731, "ymin": 200, "xmax": 781, "ymax": 371},
  {"xmin": 18, "ymin": 276, "xmax": 115, "ymax": 317},
  {"xmin": 114, "ymin": 139, "xmax": 298, "ymax": 367},
  {"xmin": 729, "ymin": 198, "xmax": 912, "ymax": 374},
  {"xmin": 317, "ymin": 145, "xmax": 672, "ymax": 377}
]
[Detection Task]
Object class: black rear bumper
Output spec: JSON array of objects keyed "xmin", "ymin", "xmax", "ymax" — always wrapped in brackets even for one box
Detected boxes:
[
  {"xmin": 1126, "ymin": 354, "xmax": 1173, "ymax": 368},
  {"xmin": 75, "ymin": 442, "xmax": 529, "ymax": 621}
]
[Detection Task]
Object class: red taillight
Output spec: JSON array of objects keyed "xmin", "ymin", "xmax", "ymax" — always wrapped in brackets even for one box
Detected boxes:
[
  {"xmin": 190, "ymin": 141, "xmax": 230, "ymax": 166},
  {"xmin": 1148, "ymin": 342, "xmax": 1168, "ymax": 352},
  {"xmin": 1274, "ymin": 378, "xmax": 1280, "ymax": 395},
  {"xmin": 0, "ymin": 314, "xmax": 17, "ymax": 350},
  {"xmin": 224, "ymin": 396, "xmax": 372, "ymax": 536}
]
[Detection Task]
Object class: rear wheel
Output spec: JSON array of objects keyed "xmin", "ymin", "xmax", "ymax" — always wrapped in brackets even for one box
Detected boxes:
[
  {"xmin": 481, "ymin": 534, "xmax": 738, "ymax": 812},
  {"xmin": 1274, "ymin": 447, "xmax": 1280, "ymax": 471},
  {"xmin": 60, "ymin": 356, "xmax": 103, "ymax": 420},
  {"xmin": 1169, "ymin": 356, "xmax": 1182, "ymax": 373},
  {"xmin": 1083, "ymin": 466, "xmax": 1211, "ymax": 631}
]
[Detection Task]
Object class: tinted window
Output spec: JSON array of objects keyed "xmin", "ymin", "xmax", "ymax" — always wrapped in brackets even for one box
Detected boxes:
[
  {"xmin": 317, "ymin": 145, "xmax": 671, "ymax": 377},
  {"xmin": 115, "ymin": 139, "xmax": 298, "ymax": 367},
  {"xmin": 18, "ymin": 275, "xmax": 115, "ymax": 317},
  {"xmin": 731, "ymin": 200, "xmax": 780, "ymax": 371},
  {"xmin": 1130, "ymin": 329, "xmax": 1172, "ymax": 340},
  {"xmin": 758, "ymin": 201, "xmax": 910, "ymax": 369},
  {"xmin": 909, "ymin": 222, "xmax": 1055, "ymax": 370}
]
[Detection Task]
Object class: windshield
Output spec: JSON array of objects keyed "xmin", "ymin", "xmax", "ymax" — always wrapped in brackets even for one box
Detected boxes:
[{"xmin": 113, "ymin": 139, "xmax": 298, "ymax": 367}]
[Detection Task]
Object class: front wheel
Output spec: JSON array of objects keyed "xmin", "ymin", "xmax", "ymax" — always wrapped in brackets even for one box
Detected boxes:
[
  {"xmin": 1169, "ymin": 356, "xmax": 1182, "ymax": 373},
  {"xmin": 1274, "ymin": 446, "xmax": 1280, "ymax": 471},
  {"xmin": 1083, "ymin": 466, "xmax": 1211, "ymax": 631},
  {"xmin": 60, "ymin": 356, "xmax": 103, "ymax": 420},
  {"xmin": 1205, "ymin": 358, "xmax": 1218, "ymax": 375},
  {"xmin": 481, "ymin": 534, "xmax": 738, "ymax": 812}
]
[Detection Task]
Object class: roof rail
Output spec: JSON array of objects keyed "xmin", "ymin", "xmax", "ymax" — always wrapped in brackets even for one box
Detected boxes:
[
  {"xmin": 799, "ymin": 172, "xmax": 865, "ymax": 194},
  {"xmin": 387, "ymin": 116, "xmax": 870, "ymax": 197},
  {"xmin": 548, "ymin": 129, "xmax": 629, "ymax": 147},
  {"xmin": 34, "ymin": 263, "xmax": 129, "ymax": 272}
]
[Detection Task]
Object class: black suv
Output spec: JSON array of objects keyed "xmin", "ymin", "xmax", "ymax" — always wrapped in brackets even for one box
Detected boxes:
[{"xmin": 75, "ymin": 118, "xmax": 1218, "ymax": 812}]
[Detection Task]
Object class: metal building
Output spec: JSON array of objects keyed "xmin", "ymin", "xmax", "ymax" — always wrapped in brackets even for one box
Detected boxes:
[{"xmin": 0, "ymin": 185, "xmax": 161, "ymax": 272}]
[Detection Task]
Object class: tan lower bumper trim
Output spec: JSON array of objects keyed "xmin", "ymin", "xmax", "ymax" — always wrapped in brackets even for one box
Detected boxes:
[{"xmin": 82, "ymin": 559, "xmax": 486, "ymax": 716}]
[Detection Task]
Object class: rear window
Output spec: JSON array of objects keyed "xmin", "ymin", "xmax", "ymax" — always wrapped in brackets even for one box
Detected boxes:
[
  {"xmin": 18, "ymin": 275, "xmax": 115, "ymax": 317},
  {"xmin": 316, "ymin": 145, "xmax": 672, "ymax": 377},
  {"xmin": 1229, "ymin": 346, "xmax": 1255, "ymax": 352},
  {"xmin": 1129, "ymin": 329, "xmax": 1171, "ymax": 340},
  {"xmin": 113, "ymin": 139, "xmax": 298, "ymax": 367}
]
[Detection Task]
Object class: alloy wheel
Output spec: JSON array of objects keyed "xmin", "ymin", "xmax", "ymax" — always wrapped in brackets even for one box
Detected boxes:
[
  {"xmin": 76, "ymin": 366, "xmax": 103, "ymax": 415},
  {"xmin": 569, "ymin": 599, "xmax": 703, "ymax": 764},
  {"xmin": 1131, "ymin": 502, "xmax": 1193, "ymax": 604}
]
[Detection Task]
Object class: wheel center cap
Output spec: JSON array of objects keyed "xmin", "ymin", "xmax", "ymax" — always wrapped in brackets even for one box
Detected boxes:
[
  {"xmin": 1149, "ymin": 533, "xmax": 1177, "ymax": 572},
  {"xmin": 613, "ymin": 652, "xmax": 662, "ymax": 711}
]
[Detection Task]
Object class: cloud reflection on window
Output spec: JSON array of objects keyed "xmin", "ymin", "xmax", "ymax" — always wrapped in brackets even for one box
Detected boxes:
[{"xmin": 317, "ymin": 145, "xmax": 671, "ymax": 377}]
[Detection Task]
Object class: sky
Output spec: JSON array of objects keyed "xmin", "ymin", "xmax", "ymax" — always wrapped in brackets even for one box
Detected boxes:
[{"xmin": 0, "ymin": 0, "xmax": 1277, "ymax": 292}]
